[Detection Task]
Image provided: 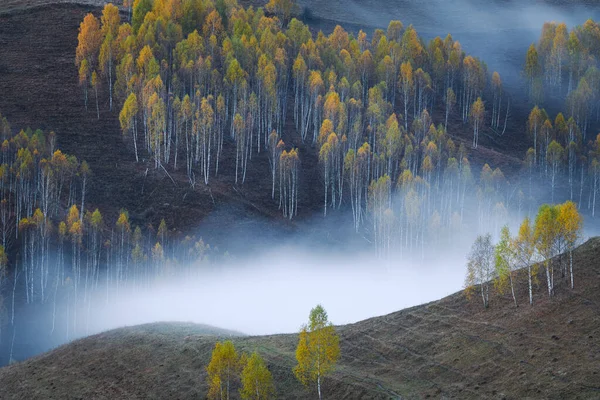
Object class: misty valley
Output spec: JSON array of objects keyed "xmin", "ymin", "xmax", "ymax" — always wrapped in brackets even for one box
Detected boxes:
[{"xmin": 0, "ymin": 0, "xmax": 599, "ymax": 398}]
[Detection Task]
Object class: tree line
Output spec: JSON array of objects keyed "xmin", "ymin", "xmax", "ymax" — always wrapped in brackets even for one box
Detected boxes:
[
  {"xmin": 523, "ymin": 20, "xmax": 600, "ymax": 218},
  {"xmin": 75, "ymin": 2, "xmax": 599, "ymax": 259},
  {"xmin": 0, "ymin": 112, "xmax": 235, "ymax": 360},
  {"xmin": 465, "ymin": 201, "xmax": 583, "ymax": 308},
  {"xmin": 76, "ymin": 0, "xmax": 510, "ymax": 225},
  {"xmin": 73, "ymin": 0, "xmax": 549, "ymax": 265},
  {"xmin": 524, "ymin": 19, "xmax": 600, "ymax": 138}
]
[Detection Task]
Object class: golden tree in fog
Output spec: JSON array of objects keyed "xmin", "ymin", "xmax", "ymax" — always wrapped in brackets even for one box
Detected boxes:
[{"xmin": 294, "ymin": 304, "xmax": 340, "ymax": 400}]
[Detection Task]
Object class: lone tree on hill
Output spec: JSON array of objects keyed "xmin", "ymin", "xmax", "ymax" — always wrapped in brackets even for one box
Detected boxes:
[{"xmin": 294, "ymin": 304, "xmax": 340, "ymax": 400}]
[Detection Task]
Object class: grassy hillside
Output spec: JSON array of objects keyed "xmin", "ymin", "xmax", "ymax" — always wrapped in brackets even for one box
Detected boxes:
[{"xmin": 1, "ymin": 237, "xmax": 598, "ymax": 399}]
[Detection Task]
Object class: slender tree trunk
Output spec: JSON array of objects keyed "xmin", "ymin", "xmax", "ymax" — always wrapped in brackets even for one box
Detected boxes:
[
  {"xmin": 317, "ymin": 374, "xmax": 322, "ymax": 400},
  {"xmin": 528, "ymin": 265, "xmax": 533, "ymax": 305},
  {"xmin": 570, "ymin": 250, "xmax": 574, "ymax": 289},
  {"xmin": 11, "ymin": 266, "xmax": 18, "ymax": 325},
  {"xmin": 109, "ymin": 58, "xmax": 113, "ymax": 111},
  {"xmin": 545, "ymin": 261, "xmax": 552, "ymax": 296},
  {"xmin": 480, "ymin": 283, "xmax": 486, "ymax": 308},
  {"xmin": 509, "ymin": 272, "xmax": 517, "ymax": 307},
  {"xmin": 132, "ymin": 120, "xmax": 139, "ymax": 162},
  {"xmin": 95, "ymin": 87, "xmax": 100, "ymax": 120}
]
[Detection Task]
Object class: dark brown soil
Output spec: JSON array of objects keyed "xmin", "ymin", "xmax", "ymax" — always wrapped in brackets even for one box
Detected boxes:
[
  {"xmin": 1, "ymin": 237, "xmax": 598, "ymax": 399},
  {"xmin": 0, "ymin": 1, "xmax": 541, "ymax": 251},
  {"xmin": 0, "ymin": 2, "xmax": 326, "ymax": 251}
]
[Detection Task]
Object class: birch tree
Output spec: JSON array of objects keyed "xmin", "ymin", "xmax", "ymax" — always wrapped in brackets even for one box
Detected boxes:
[
  {"xmin": 399, "ymin": 61, "xmax": 413, "ymax": 130},
  {"xmin": 207, "ymin": 341, "xmax": 241, "ymax": 400},
  {"xmin": 491, "ymin": 72, "xmax": 502, "ymax": 130},
  {"xmin": 120, "ymin": 93, "xmax": 139, "ymax": 161},
  {"xmin": 524, "ymin": 44, "xmax": 541, "ymax": 101},
  {"xmin": 294, "ymin": 304, "xmax": 340, "ymax": 400},
  {"xmin": 279, "ymin": 148, "xmax": 300, "ymax": 219},
  {"xmin": 528, "ymin": 106, "xmax": 543, "ymax": 164},
  {"xmin": 547, "ymin": 140, "xmax": 564, "ymax": 202},
  {"xmin": 465, "ymin": 233, "xmax": 495, "ymax": 308},
  {"xmin": 494, "ymin": 226, "xmax": 518, "ymax": 307},
  {"xmin": 240, "ymin": 352, "xmax": 275, "ymax": 400},
  {"xmin": 557, "ymin": 201, "xmax": 582, "ymax": 289},
  {"xmin": 470, "ymin": 97, "xmax": 485, "ymax": 148},
  {"xmin": 534, "ymin": 204, "xmax": 559, "ymax": 296},
  {"xmin": 100, "ymin": 3, "xmax": 121, "ymax": 111},
  {"xmin": 513, "ymin": 217, "xmax": 536, "ymax": 305},
  {"xmin": 268, "ymin": 132, "xmax": 283, "ymax": 199},
  {"xmin": 444, "ymin": 87, "xmax": 456, "ymax": 132},
  {"xmin": 76, "ymin": 13, "xmax": 102, "ymax": 110}
]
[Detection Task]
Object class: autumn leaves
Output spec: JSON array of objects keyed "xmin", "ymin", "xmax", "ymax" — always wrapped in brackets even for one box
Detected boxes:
[
  {"xmin": 523, "ymin": 20, "xmax": 600, "ymax": 217},
  {"xmin": 76, "ymin": 0, "xmax": 513, "ymax": 230},
  {"xmin": 78, "ymin": 1, "xmax": 306, "ymax": 218},
  {"xmin": 465, "ymin": 201, "xmax": 583, "ymax": 309},
  {"xmin": 207, "ymin": 341, "xmax": 276, "ymax": 400},
  {"xmin": 76, "ymin": 4, "xmax": 121, "ymax": 117},
  {"xmin": 206, "ymin": 304, "xmax": 339, "ymax": 400},
  {"xmin": 73, "ymin": 2, "xmax": 598, "ymax": 265},
  {"xmin": 294, "ymin": 305, "xmax": 340, "ymax": 400}
]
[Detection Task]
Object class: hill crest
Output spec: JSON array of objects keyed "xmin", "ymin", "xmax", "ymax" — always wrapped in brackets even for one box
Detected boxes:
[{"xmin": 1, "ymin": 237, "xmax": 599, "ymax": 399}]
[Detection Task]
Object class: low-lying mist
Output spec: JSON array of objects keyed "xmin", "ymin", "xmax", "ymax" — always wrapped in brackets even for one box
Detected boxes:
[
  {"xmin": 5, "ymin": 200, "xmax": 594, "ymax": 366},
  {"xmin": 85, "ymin": 244, "xmax": 467, "ymax": 336}
]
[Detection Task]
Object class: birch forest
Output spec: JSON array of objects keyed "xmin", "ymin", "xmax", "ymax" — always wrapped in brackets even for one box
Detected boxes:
[{"xmin": 0, "ymin": 0, "xmax": 598, "ymax": 364}]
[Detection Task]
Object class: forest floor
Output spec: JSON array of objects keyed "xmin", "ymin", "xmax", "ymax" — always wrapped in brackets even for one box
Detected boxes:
[
  {"xmin": 0, "ymin": 236, "xmax": 599, "ymax": 399},
  {"xmin": 0, "ymin": 2, "xmax": 532, "ymax": 250},
  {"xmin": 0, "ymin": 2, "xmax": 314, "ymax": 252}
]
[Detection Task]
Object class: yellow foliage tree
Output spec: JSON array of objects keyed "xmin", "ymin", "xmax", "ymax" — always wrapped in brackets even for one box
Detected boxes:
[
  {"xmin": 470, "ymin": 97, "xmax": 485, "ymax": 148},
  {"xmin": 494, "ymin": 225, "xmax": 518, "ymax": 307},
  {"xmin": 76, "ymin": 13, "xmax": 102, "ymax": 109},
  {"xmin": 534, "ymin": 204, "xmax": 559, "ymax": 296},
  {"xmin": 119, "ymin": 92, "xmax": 139, "ymax": 161},
  {"xmin": 513, "ymin": 217, "xmax": 537, "ymax": 305},
  {"xmin": 207, "ymin": 340, "xmax": 241, "ymax": 400},
  {"xmin": 240, "ymin": 352, "xmax": 275, "ymax": 400},
  {"xmin": 557, "ymin": 201, "xmax": 582, "ymax": 289},
  {"xmin": 294, "ymin": 304, "xmax": 340, "ymax": 400}
]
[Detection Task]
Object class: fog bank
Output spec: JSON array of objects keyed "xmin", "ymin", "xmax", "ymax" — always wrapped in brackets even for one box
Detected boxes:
[{"xmin": 87, "ymin": 246, "xmax": 466, "ymax": 336}]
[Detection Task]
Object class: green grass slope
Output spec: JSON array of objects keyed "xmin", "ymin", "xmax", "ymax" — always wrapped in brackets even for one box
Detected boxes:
[{"xmin": 1, "ymin": 238, "xmax": 599, "ymax": 399}]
